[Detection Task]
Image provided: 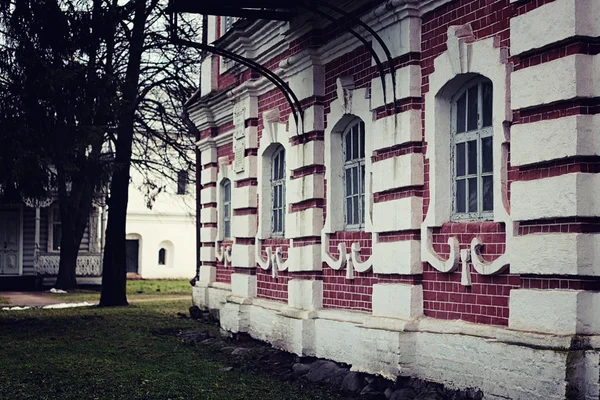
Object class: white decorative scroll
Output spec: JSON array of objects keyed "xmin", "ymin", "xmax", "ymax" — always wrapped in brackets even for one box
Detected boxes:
[
  {"xmin": 470, "ymin": 237, "xmax": 509, "ymax": 276},
  {"xmin": 34, "ymin": 254, "xmax": 102, "ymax": 276},
  {"xmin": 255, "ymin": 238, "xmax": 290, "ymax": 278},
  {"xmin": 422, "ymin": 233, "xmax": 460, "ymax": 274},
  {"xmin": 215, "ymin": 242, "xmax": 232, "ymax": 268},
  {"xmin": 322, "ymin": 233, "xmax": 372, "ymax": 280},
  {"xmin": 460, "ymin": 249, "xmax": 471, "ymax": 286}
]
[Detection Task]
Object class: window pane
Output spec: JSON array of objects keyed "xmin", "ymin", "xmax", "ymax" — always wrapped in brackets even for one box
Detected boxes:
[
  {"xmin": 345, "ymin": 168, "xmax": 352, "ymax": 196},
  {"xmin": 359, "ymin": 123, "xmax": 365, "ymax": 158},
  {"xmin": 360, "ymin": 193, "xmax": 365, "ymax": 225},
  {"xmin": 273, "ymin": 210, "xmax": 279, "ymax": 233},
  {"xmin": 345, "ymin": 132, "xmax": 352, "ymax": 161},
  {"xmin": 224, "ymin": 204, "xmax": 230, "ymax": 216},
  {"xmin": 468, "ymin": 177, "xmax": 478, "ymax": 213},
  {"xmin": 456, "ymin": 179, "xmax": 466, "ymax": 213},
  {"xmin": 279, "ymin": 153, "xmax": 285, "ymax": 179},
  {"xmin": 483, "ymin": 176, "xmax": 494, "ymax": 211},
  {"xmin": 223, "ymin": 182, "xmax": 231, "ymax": 201},
  {"xmin": 467, "ymin": 86, "xmax": 478, "ymax": 131},
  {"xmin": 482, "ymin": 137, "xmax": 493, "ymax": 173},
  {"xmin": 352, "ymin": 166, "xmax": 359, "ymax": 195},
  {"xmin": 360, "ymin": 164, "xmax": 365, "ymax": 195},
  {"xmin": 456, "ymin": 93, "xmax": 466, "ymax": 133},
  {"xmin": 456, "ymin": 143, "xmax": 465, "ymax": 177},
  {"xmin": 224, "ymin": 221, "xmax": 230, "ymax": 238},
  {"xmin": 352, "ymin": 126, "xmax": 359, "ymax": 160},
  {"xmin": 346, "ymin": 197, "xmax": 353, "ymax": 225},
  {"xmin": 467, "ymin": 140, "xmax": 477, "ymax": 175},
  {"xmin": 482, "ymin": 81, "xmax": 493, "ymax": 127},
  {"xmin": 353, "ymin": 196, "xmax": 359, "ymax": 225},
  {"xmin": 53, "ymin": 224, "xmax": 62, "ymax": 251}
]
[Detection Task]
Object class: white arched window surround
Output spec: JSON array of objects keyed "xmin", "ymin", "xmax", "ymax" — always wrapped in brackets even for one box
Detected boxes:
[
  {"xmin": 421, "ymin": 27, "xmax": 511, "ymax": 278},
  {"xmin": 451, "ymin": 77, "xmax": 494, "ymax": 221},
  {"xmin": 342, "ymin": 118, "xmax": 366, "ymax": 230},
  {"xmin": 221, "ymin": 178, "xmax": 232, "ymax": 239},
  {"xmin": 270, "ymin": 145, "xmax": 286, "ymax": 236}
]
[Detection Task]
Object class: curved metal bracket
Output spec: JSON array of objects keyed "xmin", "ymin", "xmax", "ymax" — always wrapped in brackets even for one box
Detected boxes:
[
  {"xmin": 306, "ymin": 1, "xmax": 397, "ymax": 115},
  {"xmin": 171, "ymin": 37, "xmax": 305, "ymax": 135}
]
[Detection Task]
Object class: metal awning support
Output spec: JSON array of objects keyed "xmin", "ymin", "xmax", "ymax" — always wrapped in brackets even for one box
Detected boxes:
[{"xmin": 170, "ymin": 0, "xmax": 400, "ymax": 126}]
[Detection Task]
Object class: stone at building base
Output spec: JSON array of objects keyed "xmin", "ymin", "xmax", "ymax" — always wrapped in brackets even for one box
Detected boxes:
[{"xmin": 193, "ymin": 281, "xmax": 600, "ymax": 400}]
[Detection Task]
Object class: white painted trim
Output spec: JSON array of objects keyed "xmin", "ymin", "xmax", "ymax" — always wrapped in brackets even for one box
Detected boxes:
[
  {"xmin": 421, "ymin": 31, "xmax": 513, "ymax": 284},
  {"xmin": 321, "ymin": 82, "xmax": 374, "ymax": 278}
]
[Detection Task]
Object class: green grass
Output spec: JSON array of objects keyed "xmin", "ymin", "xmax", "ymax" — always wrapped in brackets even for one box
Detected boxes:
[
  {"xmin": 0, "ymin": 296, "xmax": 8, "ymax": 304},
  {"xmin": 46, "ymin": 279, "xmax": 191, "ymax": 303},
  {"xmin": 0, "ymin": 300, "xmax": 354, "ymax": 400}
]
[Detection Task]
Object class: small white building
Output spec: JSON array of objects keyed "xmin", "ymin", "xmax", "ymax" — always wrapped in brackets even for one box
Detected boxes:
[{"xmin": 125, "ymin": 167, "xmax": 196, "ymax": 279}]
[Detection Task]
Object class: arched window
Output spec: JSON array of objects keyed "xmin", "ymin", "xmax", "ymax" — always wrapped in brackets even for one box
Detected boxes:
[
  {"xmin": 452, "ymin": 77, "xmax": 494, "ymax": 220},
  {"xmin": 221, "ymin": 179, "xmax": 232, "ymax": 239},
  {"xmin": 342, "ymin": 119, "xmax": 366, "ymax": 230},
  {"xmin": 271, "ymin": 145, "xmax": 286, "ymax": 236},
  {"xmin": 158, "ymin": 248, "xmax": 166, "ymax": 265}
]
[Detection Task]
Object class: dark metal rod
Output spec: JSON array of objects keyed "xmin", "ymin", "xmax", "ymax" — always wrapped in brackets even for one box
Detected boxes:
[
  {"xmin": 300, "ymin": 2, "xmax": 390, "ymax": 111},
  {"xmin": 312, "ymin": 0, "xmax": 398, "ymax": 114},
  {"xmin": 172, "ymin": 37, "xmax": 304, "ymax": 134}
]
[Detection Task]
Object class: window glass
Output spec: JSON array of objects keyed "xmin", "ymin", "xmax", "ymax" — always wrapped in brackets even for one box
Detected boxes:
[
  {"xmin": 452, "ymin": 78, "xmax": 494, "ymax": 220},
  {"xmin": 482, "ymin": 81, "xmax": 493, "ymax": 127},
  {"xmin": 158, "ymin": 248, "xmax": 166, "ymax": 265},
  {"xmin": 271, "ymin": 146, "xmax": 286, "ymax": 236},
  {"xmin": 467, "ymin": 86, "xmax": 478, "ymax": 131},
  {"xmin": 343, "ymin": 119, "xmax": 366, "ymax": 229},
  {"xmin": 222, "ymin": 179, "xmax": 231, "ymax": 239}
]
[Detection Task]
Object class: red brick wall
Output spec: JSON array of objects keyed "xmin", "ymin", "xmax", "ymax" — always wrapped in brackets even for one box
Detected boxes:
[
  {"xmin": 257, "ymin": 238, "xmax": 290, "ymax": 302},
  {"xmin": 215, "ymin": 240, "xmax": 234, "ymax": 284}
]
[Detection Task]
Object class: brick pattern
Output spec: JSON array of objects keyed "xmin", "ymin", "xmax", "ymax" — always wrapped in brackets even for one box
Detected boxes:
[
  {"xmin": 423, "ymin": 263, "xmax": 520, "ymax": 326},
  {"xmin": 372, "ymin": 142, "xmax": 424, "ymax": 163},
  {"xmin": 257, "ymin": 238, "xmax": 290, "ymax": 302},
  {"xmin": 256, "ymin": 269, "xmax": 290, "ymax": 302},
  {"xmin": 521, "ymin": 275, "xmax": 600, "ymax": 290},
  {"xmin": 373, "ymin": 187, "xmax": 424, "ymax": 204},
  {"xmin": 513, "ymin": 98, "xmax": 600, "ymax": 124},
  {"xmin": 216, "ymin": 240, "xmax": 234, "ymax": 284},
  {"xmin": 431, "ymin": 222, "xmax": 507, "ymax": 261},
  {"xmin": 512, "ymin": 37, "xmax": 600, "ymax": 71},
  {"xmin": 378, "ymin": 230, "xmax": 421, "ymax": 242},
  {"xmin": 323, "ymin": 231, "xmax": 373, "ymax": 311},
  {"xmin": 515, "ymin": 157, "xmax": 600, "ymax": 181},
  {"xmin": 518, "ymin": 217, "xmax": 600, "ymax": 235}
]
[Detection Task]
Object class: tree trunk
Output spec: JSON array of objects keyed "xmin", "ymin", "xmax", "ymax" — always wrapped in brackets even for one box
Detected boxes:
[
  {"xmin": 55, "ymin": 236, "xmax": 79, "ymax": 290},
  {"xmin": 99, "ymin": 0, "xmax": 147, "ymax": 307}
]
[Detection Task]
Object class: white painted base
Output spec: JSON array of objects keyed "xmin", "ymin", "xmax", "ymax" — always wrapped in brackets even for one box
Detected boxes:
[{"xmin": 192, "ymin": 283, "xmax": 600, "ymax": 400}]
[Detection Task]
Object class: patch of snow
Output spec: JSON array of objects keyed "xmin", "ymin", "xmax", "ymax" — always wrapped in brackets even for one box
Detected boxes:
[
  {"xmin": 2, "ymin": 306, "xmax": 31, "ymax": 311},
  {"xmin": 49, "ymin": 288, "xmax": 68, "ymax": 294},
  {"xmin": 42, "ymin": 302, "xmax": 96, "ymax": 309}
]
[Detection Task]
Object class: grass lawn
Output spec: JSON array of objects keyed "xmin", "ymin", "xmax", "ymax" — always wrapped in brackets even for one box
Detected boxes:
[
  {"xmin": 0, "ymin": 296, "xmax": 8, "ymax": 304},
  {"xmin": 0, "ymin": 300, "xmax": 355, "ymax": 400},
  {"xmin": 45, "ymin": 279, "xmax": 191, "ymax": 303}
]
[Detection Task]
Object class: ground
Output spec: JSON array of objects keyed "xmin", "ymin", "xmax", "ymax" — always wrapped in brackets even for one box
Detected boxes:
[{"xmin": 0, "ymin": 299, "xmax": 359, "ymax": 400}]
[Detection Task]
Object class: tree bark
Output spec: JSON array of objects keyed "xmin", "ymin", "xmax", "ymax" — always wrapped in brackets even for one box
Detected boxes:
[{"xmin": 99, "ymin": 0, "xmax": 147, "ymax": 307}]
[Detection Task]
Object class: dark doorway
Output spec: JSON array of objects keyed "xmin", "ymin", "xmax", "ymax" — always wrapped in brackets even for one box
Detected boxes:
[{"xmin": 125, "ymin": 239, "xmax": 139, "ymax": 274}]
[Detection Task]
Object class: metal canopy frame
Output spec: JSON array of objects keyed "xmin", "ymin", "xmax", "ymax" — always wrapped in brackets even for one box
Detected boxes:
[{"xmin": 169, "ymin": 0, "xmax": 398, "ymax": 133}]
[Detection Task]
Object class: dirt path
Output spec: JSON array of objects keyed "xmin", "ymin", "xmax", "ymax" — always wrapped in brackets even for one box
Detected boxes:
[{"xmin": 1, "ymin": 292, "xmax": 190, "ymax": 307}]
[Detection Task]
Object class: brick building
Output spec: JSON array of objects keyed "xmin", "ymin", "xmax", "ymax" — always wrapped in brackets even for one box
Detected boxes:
[{"xmin": 185, "ymin": 0, "xmax": 600, "ymax": 398}]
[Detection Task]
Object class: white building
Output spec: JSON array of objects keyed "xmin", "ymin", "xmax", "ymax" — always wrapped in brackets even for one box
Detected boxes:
[{"xmin": 125, "ymin": 167, "xmax": 196, "ymax": 279}]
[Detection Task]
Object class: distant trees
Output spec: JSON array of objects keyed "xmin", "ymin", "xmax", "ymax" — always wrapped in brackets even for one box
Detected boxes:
[{"xmin": 0, "ymin": 0, "xmax": 200, "ymax": 301}]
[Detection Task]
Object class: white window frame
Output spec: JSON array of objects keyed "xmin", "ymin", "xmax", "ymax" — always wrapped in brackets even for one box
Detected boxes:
[
  {"xmin": 221, "ymin": 179, "xmax": 232, "ymax": 239},
  {"xmin": 451, "ymin": 77, "xmax": 494, "ymax": 221},
  {"xmin": 271, "ymin": 145, "xmax": 286, "ymax": 236},
  {"xmin": 342, "ymin": 119, "xmax": 366, "ymax": 230}
]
